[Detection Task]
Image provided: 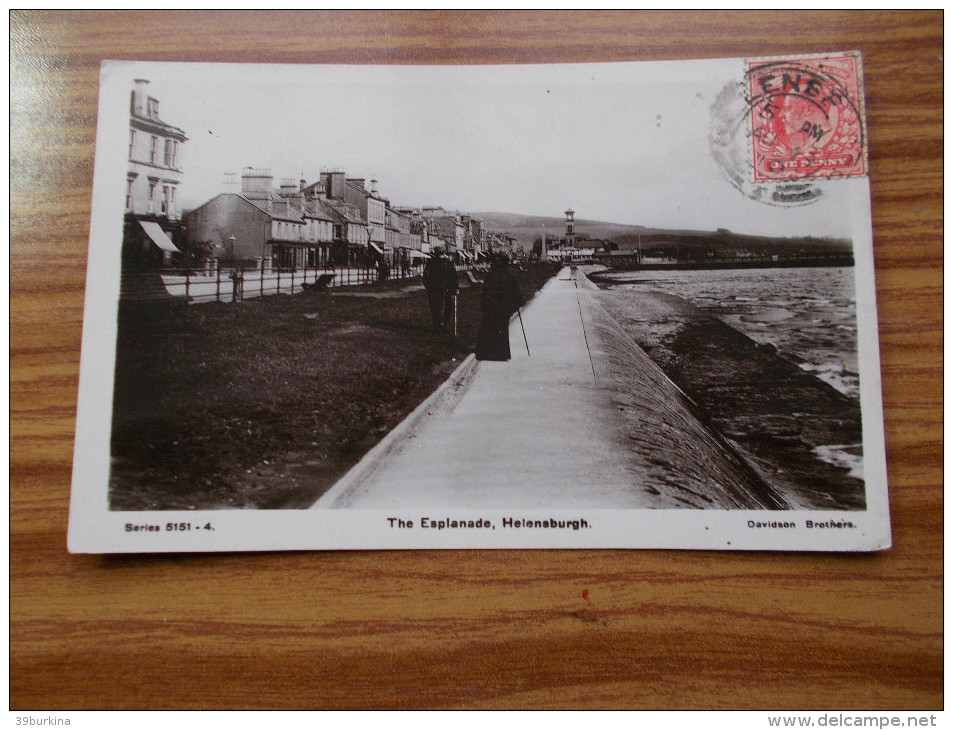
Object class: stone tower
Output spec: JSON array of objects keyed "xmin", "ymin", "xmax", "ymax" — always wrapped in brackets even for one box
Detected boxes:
[{"xmin": 564, "ymin": 208, "xmax": 577, "ymax": 248}]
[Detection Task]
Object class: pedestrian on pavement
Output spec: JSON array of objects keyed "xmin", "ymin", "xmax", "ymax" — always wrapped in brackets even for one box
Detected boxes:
[
  {"xmin": 422, "ymin": 246, "xmax": 459, "ymax": 333},
  {"xmin": 229, "ymin": 268, "xmax": 244, "ymax": 302},
  {"xmin": 475, "ymin": 254, "xmax": 524, "ymax": 361}
]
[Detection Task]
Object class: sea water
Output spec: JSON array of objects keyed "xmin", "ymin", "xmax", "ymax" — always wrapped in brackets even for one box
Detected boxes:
[
  {"xmin": 597, "ymin": 266, "xmax": 863, "ymax": 482},
  {"xmin": 599, "ymin": 266, "xmax": 860, "ymax": 399}
]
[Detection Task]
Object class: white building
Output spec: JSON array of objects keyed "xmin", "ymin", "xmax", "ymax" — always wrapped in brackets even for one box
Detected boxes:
[{"xmin": 123, "ymin": 78, "xmax": 188, "ymax": 270}]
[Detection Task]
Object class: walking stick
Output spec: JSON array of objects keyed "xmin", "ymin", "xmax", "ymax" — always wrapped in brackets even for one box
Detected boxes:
[
  {"xmin": 517, "ymin": 308, "xmax": 530, "ymax": 356},
  {"xmin": 453, "ymin": 294, "xmax": 458, "ymax": 336}
]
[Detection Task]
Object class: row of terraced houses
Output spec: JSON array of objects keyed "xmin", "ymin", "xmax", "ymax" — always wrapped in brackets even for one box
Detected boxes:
[{"xmin": 122, "ymin": 78, "xmax": 519, "ymax": 278}]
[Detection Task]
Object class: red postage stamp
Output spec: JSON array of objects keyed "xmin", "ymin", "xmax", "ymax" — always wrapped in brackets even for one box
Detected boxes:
[{"xmin": 746, "ymin": 53, "xmax": 868, "ymax": 182}]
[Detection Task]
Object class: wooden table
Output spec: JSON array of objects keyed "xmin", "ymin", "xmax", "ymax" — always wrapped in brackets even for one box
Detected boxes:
[{"xmin": 10, "ymin": 11, "xmax": 942, "ymax": 710}]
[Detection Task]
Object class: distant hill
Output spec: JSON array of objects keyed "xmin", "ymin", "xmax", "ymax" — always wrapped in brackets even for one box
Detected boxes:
[
  {"xmin": 471, "ymin": 211, "xmax": 852, "ymax": 257},
  {"xmin": 472, "ymin": 212, "xmax": 630, "ymax": 246}
]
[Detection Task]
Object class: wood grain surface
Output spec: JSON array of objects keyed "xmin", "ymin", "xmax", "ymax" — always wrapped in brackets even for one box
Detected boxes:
[{"xmin": 10, "ymin": 10, "xmax": 942, "ymax": 710}]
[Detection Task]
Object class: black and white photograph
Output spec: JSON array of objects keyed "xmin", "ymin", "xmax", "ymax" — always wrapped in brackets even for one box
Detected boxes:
[{"xmin": 67, "ymin": 56, "xmax": 891, "ymax": 552}]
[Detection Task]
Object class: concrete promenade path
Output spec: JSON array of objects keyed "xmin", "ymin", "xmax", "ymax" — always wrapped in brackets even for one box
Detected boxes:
[{"xmin": 313, "ymin": 266, "xmax": 782, "ymax": 510}]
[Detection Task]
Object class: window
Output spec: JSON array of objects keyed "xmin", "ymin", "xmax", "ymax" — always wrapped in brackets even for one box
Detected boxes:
[
  {"xmin": 163, "ymin": 139, "xmax": 178, "ymax": 168},
  {"xmin": 129, "ymin": 130, "xmax": 136, "ymax": 160},
  {"xmin": 148, "ymin": 180, "xmax": 157, "ymax": 214},
  {"xmin": 125, "ymin": 178, "xmax": 134, "ymax": 210},
  {"xmin": 150, "ymin": 136, "xmax": 158, "ymax": 164},
  {"xmin": 160, "ymin": 185, "xmax": 175, "ymax": 217},
  {"xmin": 147, "ymin": 97, "xmax": 159, "ymax": 118}
]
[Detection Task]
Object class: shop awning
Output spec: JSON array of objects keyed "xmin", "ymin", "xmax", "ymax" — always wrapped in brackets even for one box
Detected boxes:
[
  {"xmin": 369, "ymin": 242, "xmax": 384, "ymax": 255},
  {"xmin": 140, "ymin": 221, "xmax": 180, "ymax": 253},
  {"xmin": 409, "ymin": 250, "xmax": 428, "ymax": 260}
]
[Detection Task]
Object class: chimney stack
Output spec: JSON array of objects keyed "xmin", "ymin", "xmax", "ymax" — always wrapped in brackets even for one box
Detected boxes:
[
  {"xmin": 321, "ymin": 171, "xmax": 346, "ymax": 200},
  {"xmin": 241, "ymin": 167, "xmax": 274, "ymax": 199},
  {"xmin": 132, "ymin": 78, "xmax": 149, "ymax": 116}
]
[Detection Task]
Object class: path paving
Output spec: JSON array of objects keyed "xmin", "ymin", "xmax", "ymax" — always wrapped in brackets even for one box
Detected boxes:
[{"xmin": 312, "ymin": 266, "xmax": 782, "ymax": 510}]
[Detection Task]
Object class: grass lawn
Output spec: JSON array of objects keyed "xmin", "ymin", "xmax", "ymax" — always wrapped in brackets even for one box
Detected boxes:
[{"xmin": 109, "ymin": 263, "xmax": 557, "ymax": 510}]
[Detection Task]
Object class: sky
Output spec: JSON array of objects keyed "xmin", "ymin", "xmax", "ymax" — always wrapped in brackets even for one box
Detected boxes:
[{"xmin": 105, "ymin": 59, "xmax": 870, "ymax": 239}]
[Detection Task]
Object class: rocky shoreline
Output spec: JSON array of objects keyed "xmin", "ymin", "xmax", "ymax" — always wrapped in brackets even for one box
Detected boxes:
[{"xmin": 592, "ymin": 285, "xmax": 866, "ymax": 510}]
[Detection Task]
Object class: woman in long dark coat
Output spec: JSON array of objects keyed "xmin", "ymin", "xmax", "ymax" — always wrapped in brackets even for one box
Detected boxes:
[{"xmin": 475, "ymin": 255, "xmax": 524, "ymax": 361}]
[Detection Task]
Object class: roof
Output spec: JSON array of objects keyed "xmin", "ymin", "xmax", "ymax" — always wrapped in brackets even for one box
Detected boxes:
[
  {"xmin": 188, "ymin": 192, "xmax": 304, "ymax": 224},
  {"xmin": 345, "ymin": 179, "xmax": 387, "ymax": 203},
  {"xmin": 243, "ymin": 195, "xmax": 304, "ymax": 223},
  {"xmin": 130, "ymin": 112, "xmax": 188, "ymax": 142},
  {"xmin": 303, "ymin": 198, "xmax": 335, "ymax": 222},
  {"xmin": 323, "ymin": 199, "xmax": 367, "ymax": 226}
]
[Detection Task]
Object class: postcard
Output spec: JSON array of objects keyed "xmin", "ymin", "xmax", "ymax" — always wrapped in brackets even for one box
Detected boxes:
[{"xmin": 67, "ymin": 55, "xmax": 890, "ymax": 552}]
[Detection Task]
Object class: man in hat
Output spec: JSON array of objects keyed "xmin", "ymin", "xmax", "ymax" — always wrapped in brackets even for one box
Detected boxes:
[{"xmin": 422, "ymin": 245, "xmax": 459, "ymax": 333}]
